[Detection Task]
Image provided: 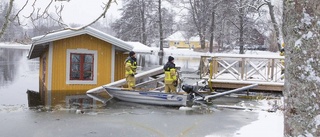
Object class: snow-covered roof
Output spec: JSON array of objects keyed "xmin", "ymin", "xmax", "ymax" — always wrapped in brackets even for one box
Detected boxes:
[
  {"xmin": 28, "ymin": 27, "xmax": 133, "ymax": 59},
  {"xmin": 164, "ymin": 31, "xmax": 207, "ymax": 42},
  {"xmin": 126, "ymin": 42, "xmax": 153, "ymax": 54},
  {"xmin": 0, "ymin": 43, "xmax": 30, "ymax": 49},
  {"xmin": 164, "ymin": 31, "xmax": 188, "ymax": 41}
]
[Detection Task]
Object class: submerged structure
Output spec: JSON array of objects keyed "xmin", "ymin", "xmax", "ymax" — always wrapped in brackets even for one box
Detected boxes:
[{"xmin": 27, "ymin": 27, "xmax": 150, "ymax": 107}]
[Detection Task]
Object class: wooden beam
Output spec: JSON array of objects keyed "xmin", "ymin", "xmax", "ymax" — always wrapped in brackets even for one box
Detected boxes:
[
  {"xmin": 135, "ymin": 76, "xmax": 164, "ymax": 88},
  {"xmin": 210, "ymin": 82, "xmax": 283, "ymax": 92},
  {"xmin": 105, "ymin": 66, "xmax": 164, "ymax": 87}
]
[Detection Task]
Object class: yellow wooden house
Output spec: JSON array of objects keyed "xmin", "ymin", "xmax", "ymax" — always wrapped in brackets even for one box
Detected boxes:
[
  {"xmin": 27, "ymin": 27, "xmax": 134, "ymax": 107},
  {"xmin": 164, "ymin": 31, "xmax": 209, "ymax": 49}
]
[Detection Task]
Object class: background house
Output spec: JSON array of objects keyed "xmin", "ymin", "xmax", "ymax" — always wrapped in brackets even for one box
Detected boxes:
[
  {"xmin": 164, "ymin": 31, "xmax": 209, "ymax": 49},
  {"xmin": 27, "ymin": 27, "xmax": 150, "ymax": 107}
]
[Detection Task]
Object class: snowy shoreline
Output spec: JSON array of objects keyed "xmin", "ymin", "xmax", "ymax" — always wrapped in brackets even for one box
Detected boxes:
[{"xmin": 0, "ymin": 43, "xmax": 31, "ymax": 49}]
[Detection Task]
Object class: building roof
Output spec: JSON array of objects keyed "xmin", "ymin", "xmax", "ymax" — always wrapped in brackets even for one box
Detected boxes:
[
  {"xmin": 28, "ymin": 27, "xmax": 134, "ymax": 59},
  {"xmin": 126, "ymin": 42, "xmax": 153, "ymax": 54},
  {"xmin": 164, "ymin": 31, "xmax": 206, "ymax": 42}
]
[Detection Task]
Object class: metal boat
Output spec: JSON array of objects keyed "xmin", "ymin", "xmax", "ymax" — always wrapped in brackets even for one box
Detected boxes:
[
  {"xmin": 103, "ymin": 86, "xmax": 190, "ymax": 106},
  {"xmin": 86, "ymin": 66, "xmax": 259, "ymax": 107}
]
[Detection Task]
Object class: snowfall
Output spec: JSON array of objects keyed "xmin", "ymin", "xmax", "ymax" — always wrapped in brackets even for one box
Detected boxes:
[{"xmin": 0, "ymin": 42, "xmax": 284, "ymax": 137}]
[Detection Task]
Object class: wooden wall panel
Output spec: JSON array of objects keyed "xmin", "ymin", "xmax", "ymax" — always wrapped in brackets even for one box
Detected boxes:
[
  {"xmin": 51, "ymin": 34, "xmax": 112, "ymax": 92},
  {"xmin": 114, "ymin": 51, "xmax": 127, "ymax": 81},
  {"xmin": 39, "ymin": 48, "xmax": 48, "ymax": 104}
]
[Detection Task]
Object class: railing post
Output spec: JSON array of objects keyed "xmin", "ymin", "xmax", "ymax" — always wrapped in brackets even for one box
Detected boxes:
[
  {"xmin": 212, "ymin": 56, "xmax": 218, "ymax": 79},
  {"xmin": 199, "ymin": 56, "xmax": 204, "ymax": 79},
  {"xmin": 267, "ymin": 59, "xmax": 271, "ymax": 81},
  {"xmin": 241, "ymin": 58, "xmax": 245, "ymax": 80},
  {"xmin": 271, "ymin": 59, "xmax": 275, "ymax": 81}
]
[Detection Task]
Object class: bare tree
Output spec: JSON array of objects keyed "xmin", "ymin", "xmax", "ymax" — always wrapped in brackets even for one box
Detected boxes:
[
  {"xmin": 0, "ymin": 0, "xmax": 116, "ymax": 39},
  {"xmin": 111, "ymin": 0, "xmax": 174, "ymax": 47},
  {"xmin": 257, "ymin": 0, "xmax": 282, "ymax": 51},
  {"xmin": 187, "ymin": 0, "xmax": 212, "ymax": 49},
  {"xmin": 0, "ymin": 1, "xmax": 24, "ymax": 42},
  {"xmin": 0, "ymin": 0, "xmax": 14, "ymax": 39},
  {"xmin": 208, "ymin": 0, "xmax": 223, "ymax": 53},
  {"xmin": 283, "ymin": 0, "xmax": 320, "ymax": 136},
  {"xmin": 227, "ymin": 0, "xmax": 262, "ymax": 54},
  {"xmin": 111, "ymin": 0, "xmax": 151, "ymax": 44},
  {"xmin": 158, "ymin": 0, "xmax": 163, "ymax": 55}
]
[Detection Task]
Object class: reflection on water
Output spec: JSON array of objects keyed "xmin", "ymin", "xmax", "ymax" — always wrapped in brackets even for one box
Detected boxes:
[
  {"xmin": 0, "ymin": 48, "xmax": 25, "ymax": 86},
  {"xmin": 0, "ymin": 47, "xmax": 39, "ymax": 105}
]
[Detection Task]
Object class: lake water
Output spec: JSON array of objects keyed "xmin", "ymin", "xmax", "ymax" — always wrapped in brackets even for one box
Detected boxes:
[{"xmin": 0, "ymin": 47, "xmax": 263, "ymax": 137}]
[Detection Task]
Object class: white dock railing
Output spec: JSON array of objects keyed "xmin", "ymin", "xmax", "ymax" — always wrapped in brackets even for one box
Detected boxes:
[{"xmin": 199, "ymin": 54, "xmax": 285, "ymax": 84}]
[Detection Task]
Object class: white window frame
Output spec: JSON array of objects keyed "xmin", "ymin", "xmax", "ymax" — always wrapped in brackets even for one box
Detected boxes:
[{"xmin": 66, "ymin": 49, "xmax": 98, "ymax": 84}]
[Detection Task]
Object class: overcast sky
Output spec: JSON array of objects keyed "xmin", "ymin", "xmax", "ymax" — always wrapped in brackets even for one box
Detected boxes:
[{"xmin": 15, "ymin": 0, "xmax": 122, "ymax": 26}]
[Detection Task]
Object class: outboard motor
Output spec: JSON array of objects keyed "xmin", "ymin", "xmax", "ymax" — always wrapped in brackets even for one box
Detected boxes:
[
  {"xmin": 182, "ymin": 84, "xmax": 205, "ymax": 98},
  {"xmin": 182, "ymin": 84, "xmax": 194, "ymax": 94}
]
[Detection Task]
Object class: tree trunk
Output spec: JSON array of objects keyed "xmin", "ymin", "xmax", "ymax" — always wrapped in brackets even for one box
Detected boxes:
[
  {"xmin": 158, "ymin": 0, "xmax": 163, "ymax": 64},
  {"xmin": 0, "ymin": 0, "xmax": 14, "ymax": 39},
  {"xmin": 266, "ymin": 0, "xmax": 281, "ymax": 51},
  {"xmin": 140, "ymin": 0, "xmax": 147, "ymax": 45},
  {"xmin": 283, "ymin": 0, "xmax": 320, "ymax": 136},
  {"xmin": 200, "ymin": 32, "xmax": 206, "ymax": 49},
  {"xmin": 239, "ymin": 0, "xmax": 244, "ymax": 54},
  {"xmin": 209, "ymin": 10, "xmax": 215, "ymax": 53}
]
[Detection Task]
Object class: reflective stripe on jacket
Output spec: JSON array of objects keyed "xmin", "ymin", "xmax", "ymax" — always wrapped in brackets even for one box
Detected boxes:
[
  {"xmin": 125, "ymin": 57, "xmax": 137, "ymax": 76},
  {"xmin": 163, "ymin": 62, "xmax": 177, "ymax": 84}
]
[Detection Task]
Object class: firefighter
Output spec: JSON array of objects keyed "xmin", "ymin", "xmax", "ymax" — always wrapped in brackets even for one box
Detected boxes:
[
  {"xmin": 280, "ymin": 43, "xmax": 285, "ymax": 74},
  {"xmin": 125, "ymin": 51, "xmax": 137, "ymax": 89},
  {"xmin": 163, "ymin": 56, "xmax": 177, "ymax": 93}
]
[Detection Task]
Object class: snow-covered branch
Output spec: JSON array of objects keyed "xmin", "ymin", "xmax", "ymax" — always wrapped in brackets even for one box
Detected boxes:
[{"xmin": 0, "ymin": 0, "xmax": 116, "ymax": 39}]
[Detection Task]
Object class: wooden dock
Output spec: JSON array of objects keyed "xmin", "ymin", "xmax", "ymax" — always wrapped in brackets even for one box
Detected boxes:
[{"xmin": 199, "ymin": 54, "xmax": 284, "ymax": 92}]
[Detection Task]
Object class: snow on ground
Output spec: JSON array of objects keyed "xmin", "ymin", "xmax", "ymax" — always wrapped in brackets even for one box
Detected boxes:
[
  {"xmin": 233, "ymin": 99, "xmax": 284, "ymax": 137},
  {"xmin": 151, "ymin": 47, "xmax": 281, "ymax": 58},
  {"xmin": 204, "ymin": 98, "xmax": 284, "ymax": 137},
  {"xmin": 234, "ymin": 111, "xmax": 283, "ymax": 137}
]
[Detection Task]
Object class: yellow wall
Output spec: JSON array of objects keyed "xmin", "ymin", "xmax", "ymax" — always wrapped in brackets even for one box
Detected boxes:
[
  {"xmin": 168, "ymin": 41, "xmax": 207, "ymax": 49},
  {"xmin": 114, "ymin": 51, "xmax": 127, "ymax": 81},
  {"xmin": 38, "ymin": 34, "xmax": 130, "ymax": 106},
  {"xmin": 51, "ymin": 34, "xmax": 112, "ymax": 92}
]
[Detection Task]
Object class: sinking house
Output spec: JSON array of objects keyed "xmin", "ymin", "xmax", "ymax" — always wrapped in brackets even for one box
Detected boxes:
[{"xmin": 27, "ymin": 27, "xmax": 150, "ymax": 107}]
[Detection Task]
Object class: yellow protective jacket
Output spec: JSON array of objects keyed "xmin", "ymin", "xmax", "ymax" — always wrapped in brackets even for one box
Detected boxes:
[
  {"xmin": 280, "ymin": 48, "xmax": 285, "ymax": 56},
  {"xmin": 163, "ymin": 62, "xmax": 177, "ymax": 84},
  {"xmin": 125, "ymin": 57, "xmax": 137, "ymax": 77},
  {"xmin": 280, "ymin": 48, "xmax": 285, "ymax": 64}
]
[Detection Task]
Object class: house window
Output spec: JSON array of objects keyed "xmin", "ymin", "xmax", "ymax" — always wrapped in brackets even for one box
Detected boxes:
[
  {"xmin": 66, "ymin": 49, "xmax": 98, "ymax": 84},
  {"xmin": 174, "ymin": 41, "xmax": 179, "ymax": 45},
  {"xmin": 70, "ymin": 53, "xmax": 93, "ymax": 80}
]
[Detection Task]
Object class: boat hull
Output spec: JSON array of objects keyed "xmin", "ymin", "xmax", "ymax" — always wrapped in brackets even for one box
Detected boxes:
[{"xmin": 103, "ymin": 86, "xmax": 189, "ymax": 106}]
